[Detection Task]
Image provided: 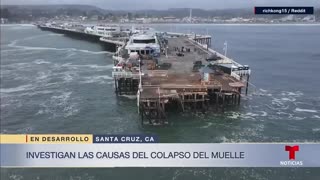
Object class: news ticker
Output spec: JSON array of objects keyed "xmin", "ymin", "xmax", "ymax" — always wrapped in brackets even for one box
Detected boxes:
[
  {"xmin": 254, "ymin": 7, "xmax": 314, "ymax": 15},
  {"xmin": 1, "ymin": 134, "xmax": 320, "ymax": 167}
]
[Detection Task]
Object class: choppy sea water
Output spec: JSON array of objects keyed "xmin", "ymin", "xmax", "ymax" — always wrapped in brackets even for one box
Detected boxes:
[{"xmin": 1, "ymin": 24, "xmax": 320, "ymax": 179}]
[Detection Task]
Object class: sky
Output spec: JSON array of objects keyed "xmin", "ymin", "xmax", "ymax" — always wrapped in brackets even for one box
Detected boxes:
[{"xmin": 1, "ymin": 0, "xmax": 319, "ymax": 10}]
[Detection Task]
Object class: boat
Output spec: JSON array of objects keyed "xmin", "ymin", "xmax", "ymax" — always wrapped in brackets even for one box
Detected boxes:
[
  {"xmin": 131, "ymin": 26, "xmax": 155, "ymax": 34},
  {"xmin": 125, "ymin": 32, "xmax": 161, "ymax": 57},
  {"xmin": 84, "ymin": 25, "xmax": 121, "ymax": 37}
]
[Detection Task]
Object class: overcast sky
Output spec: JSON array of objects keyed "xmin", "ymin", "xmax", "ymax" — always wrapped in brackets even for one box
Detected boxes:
[{"xmin": 2, "ymin": 0, "xmax": 319, "ymax": 10}]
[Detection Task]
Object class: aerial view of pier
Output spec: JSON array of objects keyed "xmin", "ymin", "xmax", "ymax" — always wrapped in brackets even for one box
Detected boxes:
[
  {"xmin": 36, "ymin": 22, "xmax": 251, "ymax": 125},
  {"xmin": 1, "ymin": 0, "xmax": 320, "ymax": 179}
]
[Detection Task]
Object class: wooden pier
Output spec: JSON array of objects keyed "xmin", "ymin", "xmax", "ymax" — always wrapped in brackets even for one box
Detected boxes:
[
  {"xmin": 113, "ymin": 33, "xmax": 250, "ymax": 125},
  {"xmin": 36, "ymin": 23, "xmax": 251, "ymax": 126}
]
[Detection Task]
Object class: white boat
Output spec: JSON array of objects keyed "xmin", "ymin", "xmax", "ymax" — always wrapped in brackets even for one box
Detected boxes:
[
  {"xmin": 131, "ymin": 26, "xmax": 155, "ymax": 34},
  {"xmin": 125, "ymin": 32, "xmax": 160, "ymax": 57},
  {"xmin": 84, "ymin": 25, "xmax": 121, "ymax": 37}
]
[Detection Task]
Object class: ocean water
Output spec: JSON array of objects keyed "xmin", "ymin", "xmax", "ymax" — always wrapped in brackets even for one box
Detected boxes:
[{"xmin": 1, "ymin": 24, "xmax": 320, "ymax": 179}]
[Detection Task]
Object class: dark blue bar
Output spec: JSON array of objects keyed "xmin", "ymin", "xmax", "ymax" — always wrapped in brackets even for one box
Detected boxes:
[
  {"xmin": 93, "ymin": 135, "xmax": 159, "ymax": 143},
  {"xmin": 255, "ymin": 7, "xmax": 314, "ymax": 15}
]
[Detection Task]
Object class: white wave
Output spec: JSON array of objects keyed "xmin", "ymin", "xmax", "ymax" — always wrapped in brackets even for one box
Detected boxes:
[
  {"xmin": 295, "ymin": 108, "xmax": 318, "ymax": 113},
  {"xmin": 17, "ymin": 90, "xmax": 55, "ymax": 97},
  {"xmin": 313, "ymin": 128, "xmax": 320, "ymax": 132},
  {"xmin": 291, "ymin": 116, "xmax": 306, "ymax": 120},
  {"xmin": 227, "ymin": 112, "xmax": 240, "ymax": 119},
  {"xmin": 33, "ymin": 59, "xmax": 51, "ymax": 64},
  {"xmin": 217, "ymin": 136, "xmax": 230, "ymax": 143},
  {"xmin": 36, "ymin": 91, "xmax": 80, "ymax": 118},
  {"xmin": 0, "ymin": 84, "xmax": 34, "ymax": 93},
  {"xmin": 259, "ymin": 111, "xmax": 268, "ymax": 117},
  {"xmin": 63, "ymin": 73, "xmax": 74, "ymax": 82},
  {"xmin": 63, "ymin": 104, "xmax": 80, "ymax": 117},
  {"xmin": 19, "ymin": 24, "xmax": 36, "ymax": 27},
  {"xmin": 51, "ymin": 92, "xmax": 72, "ymax": 104},
  {"xmin": 64, "ymin": 52, "xmax": 76, "ymax": 58},
  {"xmin": 2, "ymin": 62, "xmax": 29, "ymax": 67},
  {"xmin": 271, "ymin": 98, "xmax": 284, "ymax": 106},
  {"xmin": 200, "ymin": 122, "xmax": 213, "ymax": 129},
  {"xmin": 76, "ymin": 49, "xmax": 113, "ymax": 55},
  {"xmin": 36, "ymin": 72, "xmax": 50, "ymax": 80},
  {"xmin": 8, "ymin": 174, "xmax": 24, "ymax": 180},
  {"xmin": 8, "ymin": 37, "xmax": 113, "ymax": 55},
  {"xmin": 62, "ymin": 63, "xmax": 114, "ymax": 70},
  {"xmin": 276, "ymin": 111, "xmax": 290, "ymax": 115},
  {"xmin": 240, "ymin": 114, "xmax": 256, "ymax": 119},
  {"xmin": 80, "ymin": 75, "xmax": 113, "ymax": 84},
  {"xmin": 266, "ymin": 104, "xmax": 289, "ymax": 110},
  {"xmin": 259, "ymin": 88, "xmax": 268, "ymax": 92},
  {"xmin": 119, "ymin": 95, "xmax": 137, "ymax": 100},
  {"xmin": 281, "ymin": 91, "xmax": 304, "ymax": 97},
  {"xmin": 7, "ymin": 34, "xmax": 61, "ymax": 48},
  {"xmin": 312, "ymin": 115, "xmax": 320, "ymax": 119},
  {"xmin": 244, "ymin": 112, "xmax": 260, "ymax": 117},
  {"xmin": 281, "ymin": 97, "xmax": 296, "ymax": 102}
]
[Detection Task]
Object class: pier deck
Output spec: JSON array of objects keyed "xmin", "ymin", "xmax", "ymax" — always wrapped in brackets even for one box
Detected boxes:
[
  {"xmin": 141, "ymin": 36, "xmax": 242, "ymax": 93},
  {"xmin": 134, "ymin": 35, "xmax": 246, "ymax": 125},
  {"xmin": 158, "ymin": 37, "xmax": 208, "ymax": 73}
]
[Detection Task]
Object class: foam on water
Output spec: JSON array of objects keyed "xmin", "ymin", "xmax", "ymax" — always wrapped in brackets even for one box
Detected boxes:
[
  {"xmin": 51, "ymin": 92, "xmax": 73, "ymax": 105},
  {"xmin": 80, "ymin": 75, "xmax": 113, "ymax": 84},
  {"xmin": 227, "ymin": 112, "xmax": 241, "ymax": 119},
  {"xmin": 7, "ymin": 35, "xmax": 113, "ymax": 55},
  {"xmin": 259, "ymin": 111, "xmax": 268, "ymax": 117},
  {"xmin": 15, "ymin": 90, "xmax": 56, "ymax": 97},
  {"xmin": 62, "ymin": 73, "xmax": 74, "ymax": 82},
  {"xmin": 312, "ymin": 128, "xmax": 320, "ymax": 132},
  {"xmin": 291, "ymin": 116, "xmax": 306, "ymax": 120},
  {"xmin": 8, "ymin": 174, "xmax": 24, "ymax": 180},
  {"xmin": 119, "ymin": 95, "xmax": 137, "ymax": 100},
  {"xmin": 61, "ymin": 63, "xmax": 114, "ymax": 70},
  {"xmin": 36, "ymin": 91, "xmax": 80, "ymax": 118},
  {"xmin": 281, "ymin": 97, "xmax": 296, "ymax": 102},
  {"xmin": 259, "ymin": 88, "xmax": 268, "ymax": 92},
  {"xmin": 295, "ymin": 108, "xmax": 318, "ymax": 113},
  {"xmin": 0, "ymin": 84, "xmax": 34, "ymax": 93},
  {"xmin": 199, "ymin": 122, "xmax": 213, "ymax": 129},
  {"xmin": 281, "ymin": 91, "xmax": 304, "ymax": 97},
  {"xmin": 33, "ymin": 59, "xmax": 51, "ymax": 64}
]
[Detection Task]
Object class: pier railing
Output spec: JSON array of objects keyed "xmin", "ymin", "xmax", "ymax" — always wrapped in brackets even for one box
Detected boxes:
[{"xmin": 231, "ymin": 72, "xmax": 241, "ymax": 80}]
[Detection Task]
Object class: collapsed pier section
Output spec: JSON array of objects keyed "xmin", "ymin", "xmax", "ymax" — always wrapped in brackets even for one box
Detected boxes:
[{"xmin": 112, "ymin": 33, "xmax": 251, "ymax": 125}]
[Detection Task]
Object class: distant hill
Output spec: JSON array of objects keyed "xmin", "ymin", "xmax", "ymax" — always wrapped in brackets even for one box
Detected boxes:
[{"xmin": 1, "ymin": 4, "xmax": 106, "ymax": 13}]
